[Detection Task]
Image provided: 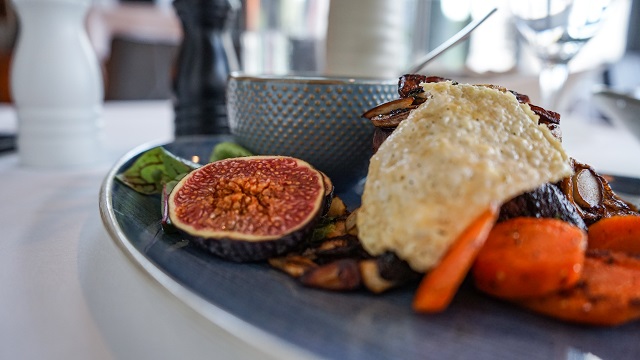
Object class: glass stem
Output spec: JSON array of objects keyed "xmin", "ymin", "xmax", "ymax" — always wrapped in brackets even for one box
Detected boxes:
[{"xmin": 539, "ymin": 61, "xmax": 569, "ymax": 111}]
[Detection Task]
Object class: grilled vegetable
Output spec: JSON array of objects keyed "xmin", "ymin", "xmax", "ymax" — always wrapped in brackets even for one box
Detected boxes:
[
  {"xmin": 518, "ymin": 250, "xmax": 640, "ymax": 326},
  {"xmin": 300, "ymin": 259, "xmax": 362, "ymax": 291},
  {"xmin": 561, "ymin": 159, "xmax": 638, "ymax": 225},
  {"xmin": 413, "ymin": 205, "xmax": 499, "ymax": 313},
  {"xmin": 498, "ymin": 183, "xmax": 586, "ymax": 231},
  {"xmin": 360, "ymin": 252, "xmax": 420, "ymax": 293},
  {"xmin": 587, "ymin": 215, "xmax": 640, "ymax": 254},
  {"xmin": 473, "ymin": 217, "xmax": 587, "ymax": 299}
]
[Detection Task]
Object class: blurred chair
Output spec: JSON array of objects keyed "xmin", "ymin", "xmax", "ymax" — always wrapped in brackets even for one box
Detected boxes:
[
  {"xmin": 0, "ymin": 52, "xmax": 10, "ymax": 102},
  {"xmin": 88, "ymin": 2, "xmax": 182, "ymax": 101},
  {"xmin": 104, "ymin": 35, "xmax": 178, "ymax": 100},
  {"xmin": 0, "ymin": 0, "xmax": 17, "ymax": 102}
]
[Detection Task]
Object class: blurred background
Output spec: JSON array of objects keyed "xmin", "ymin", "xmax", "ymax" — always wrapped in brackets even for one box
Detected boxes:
[{"xmin": 0, "ymin": 0, "xmax": 638, "ymax": 103}]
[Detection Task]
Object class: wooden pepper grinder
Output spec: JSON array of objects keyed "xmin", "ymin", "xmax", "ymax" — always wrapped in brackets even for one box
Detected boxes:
[{"xmin": 172, "ymin": 0, "xmax": 240, "ymax": 136}]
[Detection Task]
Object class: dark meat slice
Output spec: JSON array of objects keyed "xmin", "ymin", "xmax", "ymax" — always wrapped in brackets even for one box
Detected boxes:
[
  {"xmin": 528, "ymin": 103, "xmax": 560, "ymax": 125},
  {"xmin": 268, "ymin": 255, "xmax": 317, "ymax": 278},
  {"xmin": 372, "ymin": 127, "xmax": 395, "ymax": 154},
  {"xmin": 375, "ymin": 251, "xmax": 421, "ymax": 283},
  {"xmin": 398, "ymin": 74, "xmax": 451, "ymax": 98},
  {"xmin": 499, "ymin": 183, "xmax": 587, "ymax": 231},
  {"xmin": 560, "ymin": 159, "xmax": 638, "ymax": 225},
  {"xmin": 303, "ymin": 234, "xmax": 370, "ymax": 264},
  {"xmin": 511, "ymin": 90, "xmax": 531, "ymax": 103},
  {"xmin": 269, "ymin": 233, "xmax": 418, "ymax": 293},
  {"xmin": 360, "ymin": 252, "xmax": 420, "ymax": 294},
  {"xmin": 529, "ymin": 104, "xmax": 562, "ymax": 141},
  {"xmin": 299, "ymin": 259, "xmax": 362, "ymax": 291}
]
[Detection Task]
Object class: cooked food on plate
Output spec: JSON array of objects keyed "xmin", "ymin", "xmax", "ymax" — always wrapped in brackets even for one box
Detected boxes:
[
  {"xmin": 117, "ymin": 74, "xmax": 640, "ymax": 326},
  {"xmin": 357, "ymin": 80, "xmax": 572, "ymax": 273}
]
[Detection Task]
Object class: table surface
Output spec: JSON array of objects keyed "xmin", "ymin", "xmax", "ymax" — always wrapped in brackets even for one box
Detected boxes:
[{"xmin": 1, "ymin": 74, "xmax": 640, "ymax": 360}]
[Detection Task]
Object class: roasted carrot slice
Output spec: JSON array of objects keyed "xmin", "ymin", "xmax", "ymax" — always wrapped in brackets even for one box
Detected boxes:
[
  {"xmin": 472, "ymin": 217, "xmax": 586, "ymax": 299},
  {"xmin": 518, "ymin": 250, "xmax": 640, "ymax": 326},
  {"xmin": 412, "ymin": 204, "xmax": 499, "ymax": 313},
  {"xmin": 587, "ymin": 215, "xmax": 640, "ymax": 255}
]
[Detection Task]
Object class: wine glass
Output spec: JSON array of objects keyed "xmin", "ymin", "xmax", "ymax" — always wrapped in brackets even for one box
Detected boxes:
[{"xmin": 509, "ymin": 0, "xmax": 610, "ymax": 110}]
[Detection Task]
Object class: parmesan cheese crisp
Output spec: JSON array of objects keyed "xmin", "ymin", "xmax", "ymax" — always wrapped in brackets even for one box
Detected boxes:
[{"xmin": 357, "ymin": 81, "xmax": 573, "ymax": 272}]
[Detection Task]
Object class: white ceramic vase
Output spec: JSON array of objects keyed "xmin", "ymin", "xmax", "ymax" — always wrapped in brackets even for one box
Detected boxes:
[
  {"xmin": 10, "ymin": 0, "xmax": 103, "ymax": 167},
  {"xmin": 324, "ymin": 0, "xmax": 409, "ymax": 79}
]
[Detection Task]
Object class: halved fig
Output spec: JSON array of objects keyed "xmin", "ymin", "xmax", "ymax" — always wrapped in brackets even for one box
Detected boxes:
[
  {"xmin": 161, "ymin": 182, "xmax": 178, "ymax": 233},
  {"xmin": 318, "ymin": 170, "xmax": 334, "ymax": 216},
  {"xmin": 168, "ymin": 155, "xmax": 327, "ymax": 262}
]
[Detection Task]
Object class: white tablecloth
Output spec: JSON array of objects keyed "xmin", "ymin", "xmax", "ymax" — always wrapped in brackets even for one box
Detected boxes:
[
  {"xmin": 1, "ymin": 90, "xmax": 640, "ymax": 359},
  {"xmin": 0, "ymin": 101, "xmax": 303, "ymax": 360}
]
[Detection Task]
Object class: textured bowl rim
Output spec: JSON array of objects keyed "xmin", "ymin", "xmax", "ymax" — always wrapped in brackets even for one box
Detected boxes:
[{"xmin": 228, "ymin": 72, "xmax": 398, "ymax": 85}]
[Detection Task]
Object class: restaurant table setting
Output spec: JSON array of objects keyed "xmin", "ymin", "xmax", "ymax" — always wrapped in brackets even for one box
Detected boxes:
[
  {"xmin": 1, "ymin": 100, "xmax": 307, "ymax": 360},
  {"xmin": 2, "ymin": 69, "xmax": 640, "ymax": 359},
  {"xmin": 3, "ymin": 0, "xmax": 640, "ymax": 359}
]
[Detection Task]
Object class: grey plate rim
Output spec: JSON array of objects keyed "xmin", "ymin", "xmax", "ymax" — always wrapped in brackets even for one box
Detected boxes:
[
  {"xmin": 98, "ymin": 139, "xmax": 321, "ymax": 360},
  {"xmin": 98, "ymin": 138, "xmax": 640, "ymax": 360}
]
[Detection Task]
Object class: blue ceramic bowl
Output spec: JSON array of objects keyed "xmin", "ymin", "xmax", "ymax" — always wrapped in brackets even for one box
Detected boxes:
[{"xmin": 226, "ymin": 73, "xmax": 397, "ymax": 189}]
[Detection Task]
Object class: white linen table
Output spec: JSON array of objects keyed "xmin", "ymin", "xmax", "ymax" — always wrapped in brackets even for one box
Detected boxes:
[
  {"xmin": 0, "ymin": 92, "xmax": 639, "ymax": 359},
  {"xmin": 0, "ymin": 100, "xmax": 302, "ymax": 360}
]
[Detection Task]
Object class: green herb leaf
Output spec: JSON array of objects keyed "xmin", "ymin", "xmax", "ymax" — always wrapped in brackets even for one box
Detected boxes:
[
  {"xmin": 116, "ymin": 147, "xmax": 199, "ymax": 194},
  {"xmin": 209, "ymin": 142, "xmax": 253, "ymax": 163}
]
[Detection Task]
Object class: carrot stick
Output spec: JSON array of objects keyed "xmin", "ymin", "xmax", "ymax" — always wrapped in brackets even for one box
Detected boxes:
[
  {"xmin": 518, "ymin": 249, "xmax": 640, "ymax": 326},
  {"xmin": 472, "ymin": 217, "xmax": 586, "ymax": 299},
  {"xmin": 412, "ymin": 204, "xmax": 499, "ymax": 313},
  {"xmin": 587, "ymin": 215, "xmax": 640, "ymax": 255}
]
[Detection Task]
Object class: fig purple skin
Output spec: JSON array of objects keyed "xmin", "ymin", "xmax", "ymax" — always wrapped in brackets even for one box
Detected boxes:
[{"xmin": 168, "ymin": 156, "xmax": 327, "ymax": 262}]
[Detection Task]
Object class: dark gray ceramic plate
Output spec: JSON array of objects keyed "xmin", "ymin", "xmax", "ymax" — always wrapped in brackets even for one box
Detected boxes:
[{"xmin": 99, "ymin": 136, "xmax": 640, "ymax": 360}]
